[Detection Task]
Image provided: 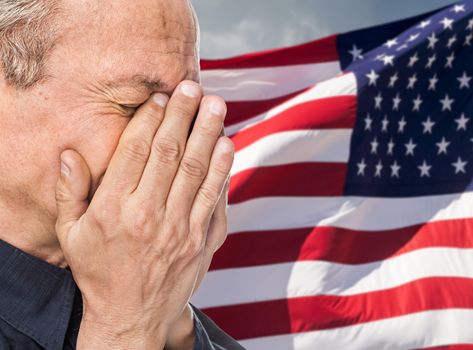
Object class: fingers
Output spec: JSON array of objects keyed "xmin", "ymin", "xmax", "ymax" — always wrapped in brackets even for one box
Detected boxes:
[
  {"xmin": 192, "ymin": 189, "xmax": 229, "ymax": 294},
  {"xmin": 166, "ymin": 95, "xmax": 226, "ymax": 217},
  {"xmin": 136, "ymin": 81, "xmax": 203, "ymax": 207},
  {"xmin": 55, "ymin": 149, "xmax": 92, "ymax": 243},
  {"xmin": 96, "ymin": 93, "xmax": 169, "ymax": 196},
  {"xmin": 189, "ymin": 137, "xmax": 234, "ymax": 244},
  {"xmin": 207, "ymin": 180, "xmax": 230, "ymax": 253}
]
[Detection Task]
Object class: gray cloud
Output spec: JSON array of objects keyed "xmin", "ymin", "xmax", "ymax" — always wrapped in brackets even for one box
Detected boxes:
[{"xmin": 192, "ymin": 0, "xmax": 457, "ymax": 59}]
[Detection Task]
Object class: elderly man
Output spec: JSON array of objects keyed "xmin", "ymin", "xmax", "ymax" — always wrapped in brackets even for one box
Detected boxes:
[{"xmin": 0, "ymin": 0, "xmax": 243, "ymax": 349}]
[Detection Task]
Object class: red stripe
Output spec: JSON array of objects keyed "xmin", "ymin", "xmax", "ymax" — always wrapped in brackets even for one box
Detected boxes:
[
  {"xmin": 224, "ymin": 89, "xmax": 305, "ymax": 127},
  {"xmin": 201, "ymin": 35, "xmax": 339, "ymax": 70},
  {"xmin": 229, "ymin": 163, "xmax": 347, "ymax": 204},
  {"xmin": 422, "ymin": 346, "xmax": 473, "ymax": 349},
  {"xmin": 202, "ymin": 277, "xmax": 473, "ymax": 340},
  {"xmin": 230, "ymin": 96, "xmax": 356, "ymax": 151},
  {"xmin": 210, "ymin": 218, "xmax": 473, "ymax": 270}
]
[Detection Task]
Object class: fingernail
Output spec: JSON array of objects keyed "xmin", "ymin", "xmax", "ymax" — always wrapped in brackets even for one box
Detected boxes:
[
  {"xmin": 61, "ymin": 161, "xmax": 71, "ymax": 177},
  {"xmin": 218, "ymin": 138, "xmax": 234, "ymax": 154},
  {"xmin": 152, "ymin": 93, "xmax": 168, "ymax": 107},
  {"xmin": 209, "ymin": 99, "xmax": 226, "ymax": 116},
  {"xmin": 181, "ymin": 83, "xmax": 200, "ymax": 98}
]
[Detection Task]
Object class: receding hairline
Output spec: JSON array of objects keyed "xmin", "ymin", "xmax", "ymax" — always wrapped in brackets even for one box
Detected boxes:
[{"xmin": 0, "ymin": 0, "xmax": 200, "ymax": 89}]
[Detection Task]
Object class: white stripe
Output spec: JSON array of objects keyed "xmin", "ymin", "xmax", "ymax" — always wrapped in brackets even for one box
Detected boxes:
[
  {"xmin": 225, "ymin": 72, "xmax": 357, "ymax": 136},
  {"xmin": 238, "ymin": 309, "xmax": 473, "ymax": 349},
  {"xmin": 225, "ymin": 113, "xmax": 265, "ymax": 137},
  {"xmin": 202, "ymin": 62, "xmax": 341, "ymax": 101},
  {"xmin": 231, "ymin": 129, "xmax": 351, "ymax": 176},
  {"xmin": 192, "ymin": 247, "xmax": 473, "ymax": 308},
  {"xmin": 227, "ymin": 192, "xmax": 473, "ymax": 234}
]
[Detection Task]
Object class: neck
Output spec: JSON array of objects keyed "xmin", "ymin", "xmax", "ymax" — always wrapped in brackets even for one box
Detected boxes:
[{"xmin": 0, "ymin": 194, "xmax": 67, "ymax": 268}]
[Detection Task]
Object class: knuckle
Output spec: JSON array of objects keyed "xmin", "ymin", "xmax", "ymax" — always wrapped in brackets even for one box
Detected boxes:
[
  {"xmin": 191, "ymin": 221, "xmax": 207, "ymax": 245},
  {"xmin": 196, "ymin": 120, "xmax": 219, "ymax": 138},
  {"xmin": 152, "ymin": 138, "xmax": 182, "ymax": 164},
  {"xmin": 55, "ymin": 183, "xmax": 69, "ymax": 203},
  {"xmin": 213, "ymin": 159, "xmax": 232, "ymax": 178},
  {"xmin": 180, "ymin": 155, "xmax": 207, "ymax": 179},
  {"xmin": 164, "ymin": 216, "xmax": 189, "ymax": 240},
  {"xmin": 141, "ymin": 104, "xmax": 165, "ymax": 124},
  {"xmin": 182, "ymin": 237, "xmax": 204, "ymax": 259},
  {"xmin": 132, "ymin": 203, "xmax": 154, "ymax": 235},
  {"xmin": 169, "ymin": 102, "xmax": 195, "ymax": 118},
  {"xmin": 164, "ymin": 232, "xmax": 180, "ymax": 250},
  {"xmin": 163, "ymin": 216, "xmax": 193, "ymax": 255},
  {"xmin": 154, "ymin": 245, "xmax": 176, "ymax": 266},
  {"xmin": 198, "ymin": 183, "xmax": 221, "ymax": 208},
  {"xmin": 88, "ymin": 202, "xmax": 113, "ymax": 232},
  {"xmin": 121, "ymin": 138, "xmax": 150, "ymax": 162}
]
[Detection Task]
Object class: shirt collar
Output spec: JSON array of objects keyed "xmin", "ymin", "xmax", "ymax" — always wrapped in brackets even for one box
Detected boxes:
[{"xmin": 0, "ymin": 239, "xmax": 77, "ymax": 350}]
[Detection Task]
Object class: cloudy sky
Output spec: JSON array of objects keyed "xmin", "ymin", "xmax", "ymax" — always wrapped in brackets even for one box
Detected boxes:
[{"xmin": 192, "ymin": 0, "xmax": 458, "ymax": 59}]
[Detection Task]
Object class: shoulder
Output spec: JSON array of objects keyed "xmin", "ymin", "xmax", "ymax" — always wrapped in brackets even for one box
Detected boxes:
[{"xmin": 0, "ymin": 318, "xmax": 42, "ymax": 349}]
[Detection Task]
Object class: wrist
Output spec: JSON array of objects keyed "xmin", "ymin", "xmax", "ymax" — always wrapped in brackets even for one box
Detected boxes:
[
  {"xmin": 164, "ymin": 303, "xmax": 196, "ymax": 350},
  {"xmin": 78, "ymin": 309, "xmax": 168, "ymax": 350}
]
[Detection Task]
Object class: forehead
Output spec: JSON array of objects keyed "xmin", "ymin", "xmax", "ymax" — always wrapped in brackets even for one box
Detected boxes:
[
  {"xmin": 60, "ymin": 0, "xmax": 199, "ymax": 92},
  {"xmin": 65, "ymin": 0, "xmax": 197, "ymax": 41}
]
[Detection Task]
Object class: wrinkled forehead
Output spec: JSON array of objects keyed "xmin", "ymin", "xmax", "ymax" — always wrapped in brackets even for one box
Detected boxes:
[
  {"xmin": 59, "ymin": 0, "xmax": 199, "ymax": 85},
  {"xmin": 65, "ymin": 0, "xmax": 197, "ymax": 47}
]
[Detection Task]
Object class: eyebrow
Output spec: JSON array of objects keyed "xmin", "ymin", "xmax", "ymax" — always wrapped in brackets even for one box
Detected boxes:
[
  {"xmin": 103, "ymin": 68, "xmax": 199, "ymax": 96},
  {"xmin": 133, "ymin": 75, "xmax": 168, "ymax": 91},
  {"xmin": 104, "ymin": 74, "xmax": 170, "ymax": 94}
]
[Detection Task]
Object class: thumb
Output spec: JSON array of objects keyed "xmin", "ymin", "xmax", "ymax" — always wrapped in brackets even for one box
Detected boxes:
[{"xmin": 55, "ymin": 149, "xmax": 92, "ymax": 243}]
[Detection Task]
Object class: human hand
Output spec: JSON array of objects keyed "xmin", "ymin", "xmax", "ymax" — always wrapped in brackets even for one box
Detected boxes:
[
  {"xmin": 165, "ymin": 181, "xmax": 229, "ymax": 350},
  {"xmin": 54, "ymin": 81, "xmax": 234, "ymax": 349}
]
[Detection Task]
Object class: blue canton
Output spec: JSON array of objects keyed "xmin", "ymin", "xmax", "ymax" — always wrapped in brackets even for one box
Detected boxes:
[{"xmin": 339, "ymin": 2, "xmax": 473, "ymax": 197}]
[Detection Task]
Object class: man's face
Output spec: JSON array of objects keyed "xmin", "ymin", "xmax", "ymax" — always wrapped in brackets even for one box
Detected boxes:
[{"xmin": 4, "ymin": 0, "xmax": 199, "ymax": 223}]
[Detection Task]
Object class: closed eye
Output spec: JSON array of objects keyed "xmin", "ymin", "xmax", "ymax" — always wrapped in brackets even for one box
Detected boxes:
[
  {"xmin": 119, "ymin": 103, "xmax": 144, "ymax": 116},
  {"xmin": 120, "ymin": 103, "xmax": 141, "ymax": 109}
]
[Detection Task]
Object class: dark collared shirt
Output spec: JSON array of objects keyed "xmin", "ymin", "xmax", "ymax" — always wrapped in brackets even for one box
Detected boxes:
[{"xmin": 0, "ymin": 239, "xmax": 244, "ymax": 350}]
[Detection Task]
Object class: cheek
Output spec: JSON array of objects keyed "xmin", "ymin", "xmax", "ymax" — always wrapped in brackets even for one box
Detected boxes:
[{"xmin": 68, "ymin": 116, "xmax": 130, "ymax": 195}]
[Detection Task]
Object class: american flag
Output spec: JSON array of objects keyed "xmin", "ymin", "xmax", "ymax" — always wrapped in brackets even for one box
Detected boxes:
[{"xmin": 191, "ymin": 2, "xmax": 473, "ymax": 349}]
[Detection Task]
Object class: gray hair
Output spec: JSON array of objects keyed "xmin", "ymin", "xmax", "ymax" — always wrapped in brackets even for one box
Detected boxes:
[{"xmin": 0, "ymin": 0, "xmax": 60, "ymax": 88}]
